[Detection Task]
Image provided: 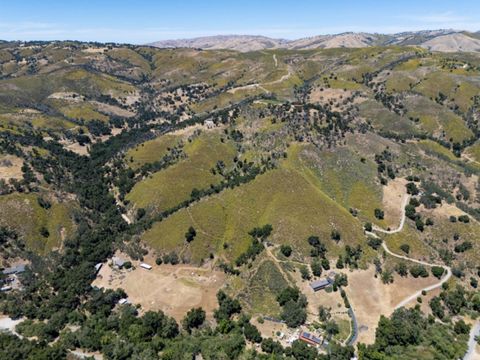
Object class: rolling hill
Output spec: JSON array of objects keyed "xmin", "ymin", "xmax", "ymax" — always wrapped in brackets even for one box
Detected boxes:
[
  {"xmin": 150, "ymin": 29, "xmax": 480, "ymax": 53},
  {"xmin": 0, "ymin": 39, "xmax": 479, "ymax": 360}
]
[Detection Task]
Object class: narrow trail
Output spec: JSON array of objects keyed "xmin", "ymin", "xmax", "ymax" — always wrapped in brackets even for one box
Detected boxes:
[
  {"xmin": 372, "ymin": 194, "xmax": 410, "ymax": 234},
  {"xmin": 464, "ymin": 321, "xmax": 480, "ymax": 360},
  {"xmin": 227, "ymin": 54, "xmax": 292, "ymax": 95},
  {"xmin": 381, "ymin": 242, "xmax": 452, "ymax": 309},
  {"xmin": 264, "ymin": 244, "xmax": 294, "ymax": 286},
  {"xmin": 368, "ymin": 193, "xmax": 452, "ymax": 309}
]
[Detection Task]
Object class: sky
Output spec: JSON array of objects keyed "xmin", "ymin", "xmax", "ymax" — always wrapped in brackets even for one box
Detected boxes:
[{"xmin": 1, "ymin": 0, "xmax": 479, "ymax": 44}]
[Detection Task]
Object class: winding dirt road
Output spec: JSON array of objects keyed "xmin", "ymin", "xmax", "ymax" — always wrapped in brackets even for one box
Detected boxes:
[
  {"xmin": 372, "ymin": 195, "xmax": 410, "ymax": 234},
  {"xmin": 369, "ymin": 194, "xmax": 452, "ymax": 309}
]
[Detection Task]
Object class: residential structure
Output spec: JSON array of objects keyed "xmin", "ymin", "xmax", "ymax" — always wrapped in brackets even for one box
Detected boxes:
[
  {"xmin": 298, "ymin": 331, "xmax": 322, "ymax": 346},
  {"xmin": 310, "ymin": 278, "xmax": 332, "ymax": 291},
  {"xmin": 2, "ymin": 264, "xmax": 26, "ymax": 275}
]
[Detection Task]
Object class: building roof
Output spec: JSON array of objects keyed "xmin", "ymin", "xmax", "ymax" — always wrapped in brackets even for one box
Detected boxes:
[
  {"xmin": 112, "ymin": 257, "xmax": 125, "ymax": 267},
  {"xmin": 310, "ymin": 278, "xmax": 331, "ymax": 290},
  {"xmin": 299, "ymin": 331, "xmax": 322, "ymax": 345},
  {"xmin": 2, "ymin": 264, "xmax": 26, "ymax": 275}
]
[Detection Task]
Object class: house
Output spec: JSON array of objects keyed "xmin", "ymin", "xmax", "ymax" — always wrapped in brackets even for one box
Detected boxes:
[
  {"xmin": 2, "ymin": 264, "xmax": 26, "ymax": 275},
  {"xmin": 310, "ymin": 278, "xmax": 332, "ymax": 292},
  {"xmin": 112, "ymin": 257, "xmax": 125, "ymax": 269},
  {"xmin": 140, "ymin": 263, "xmax": 152, "ymax": 270},
  {"xmin": 204, "ymin": 120, "xmax": 215, "ymax": 129},
  {"xmin": 298, "ymin": 331, "xmax": 322, "ymax": 346}
]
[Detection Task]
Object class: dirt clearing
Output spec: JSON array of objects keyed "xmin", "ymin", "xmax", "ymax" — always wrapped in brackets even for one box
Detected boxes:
[
  {"xmin": 382, "ymin": 177, "xmax": 407, "ymax": 228},
  {"xmin": 0, "ymin": 154, "xmax": 23, "ymax": 181},
  {"xmin": 344, "ymin": 267, "xmax": 439, "ymax": 344},
  {"xmin": 93, "ymin": 258, "xmax": 225, "ymax": 321}
]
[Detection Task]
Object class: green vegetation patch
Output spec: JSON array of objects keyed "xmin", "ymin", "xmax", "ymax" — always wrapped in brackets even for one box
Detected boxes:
[
  {"xmin": 127, "ymin": 132, "xmax": 236, "ymax": 213},
  {"xmin": 0, "ymin": 193, "xmax": 75, "ymax": 254},
  {"xmin": 241, "ymin": 259, "xmax": 288, "ymax": 315},
  {"xmin": 465, "ymin": 141, "xmax": 480, "ymax": 163},
  {"xmin": 125, "ymin": 134, "xmax": 181, "ymax": 169},
  {"xmin": 359, "ymin": 100, "xmax": 417, "ymax": 136},
  {"xmin": 142, "ymin": 145, "xmax": 364, "ymax": 263},
  {"xmin": 294, "ymin": 144, "xmax": 384, "ymax": 224}
]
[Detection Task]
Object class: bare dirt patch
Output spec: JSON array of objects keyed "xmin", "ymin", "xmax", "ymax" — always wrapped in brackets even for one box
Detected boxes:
[
  {"xmin": 382, "ymin": 177, "xmax": 408, "ymax": 228},
  {"xmin": 344, "ymin": 267, "xmax": 439, "ymax": 344},
  {"xmin": 91, "ymin": 101, "xmax": 135, "ymax": 118},
  {"xmin": 93, "ymin": 257, "xmax": 225, "ymax": 321},
  {"xmin": 61, "ymin": 141, "xmax": 90, "ymax": 156},
  {"xmin": 48, "ymin": 92, "xmax": 84, "ymax": 102},
  {"xmin": 424, "ymin": 202, "xmax": 470, "ymax": 219},
  {"xmin": 0, "ymin": 154, "xmax": 24, "ymax": 181}
]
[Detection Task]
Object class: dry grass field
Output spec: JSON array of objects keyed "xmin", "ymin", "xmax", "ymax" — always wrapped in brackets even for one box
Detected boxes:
[
  {"xmin": 93, "ymin": 255, "xmax": 226, "ymax": 321},
  {"xmin": 344, "ymin": 267, "xmax": 439, "ymax": 344}
]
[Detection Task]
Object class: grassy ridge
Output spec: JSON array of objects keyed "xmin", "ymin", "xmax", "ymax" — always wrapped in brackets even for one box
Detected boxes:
[
  {"xmin": 126, "ymin": 132, "xmax": 237, "ymax": 213},
  {"xmin": 0, "ymin": 193, "xmax": 75, "ymax": 254},
  {"xmin": 125, "ymin": 134, "xmax": 181, "ymax": 170},
  {"xmin": 142, "ymin": 143, "xmax": 365, "ymax": 263}
]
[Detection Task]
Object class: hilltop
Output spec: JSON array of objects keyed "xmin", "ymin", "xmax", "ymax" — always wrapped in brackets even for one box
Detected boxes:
[{"xmin": 150, "ymin": 29, "xmax": 480, "ymax": 52}]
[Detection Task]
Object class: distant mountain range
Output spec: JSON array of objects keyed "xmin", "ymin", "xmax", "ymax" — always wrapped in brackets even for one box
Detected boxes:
[{"xmin": 150, "ymin": 30, "xmax": 480, "ymax": 53}]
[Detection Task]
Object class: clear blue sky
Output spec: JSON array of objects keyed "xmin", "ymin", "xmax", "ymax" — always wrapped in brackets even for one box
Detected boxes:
[{"xmin": 1, "ymin": 0, "xmax": 479, "ymax": 43}]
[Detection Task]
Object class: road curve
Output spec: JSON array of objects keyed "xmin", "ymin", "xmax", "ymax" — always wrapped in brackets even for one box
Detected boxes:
[
  {"xmin": 369, "ymin": 193, "xmax": 452, "ymax": 309},
  {"xmin": 464, "ymin": 321, "xmax": 480, "ymax": 360},
  {"xmin": 372, "ymin": 194, "xmax": 410, "ymax": 234},
  {"xmin": 381, "ymin": 242, "xmax": 452, "ymax": 309}
]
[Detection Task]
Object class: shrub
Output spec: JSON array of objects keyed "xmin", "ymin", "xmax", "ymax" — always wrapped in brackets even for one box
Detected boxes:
[
  {"xmin": 458, "ymin": 215, "xmax": 470, "ymax": 223},
  {"xmin": 331, "ymin": 230, "xmax": 341, "ymax": 242},
  {"xmin": 400, "ymin": 244, "xmax": 410, "ymax": 254},
  {"xmin": 311, "ymin": 260, "xmax": 322, "ymax": 277},
  {"xmin": 410, "ymin": 265, "xmax": 429, "ymax": 278},
  {"xmin": 406, "ymin": 182, "xmax": 419, "ymax": 195},
  {"xmin": 431, "ymin": 266, "xmax": 445, "ymax": 279},
  {"xmin": 300, "ymin": 265, "xmax": 311, "ymax": 280},
  {"xmin": 280, "ymin": 245, "xmax": 292, "ymax": 257},
  {"xmin": 367, "ymin": 237, "xmax": 382, "ymax": 250},
  {"xmin": 454, "ymin": 241, "xmax": 473, "ymax": 253},
  {"xmin": 374, "ymin": 208, "xmax": 384, "ymax": 220},
  {"xmin": 182, "ymin": 307, "xmax": 206, "ymax": 333}
]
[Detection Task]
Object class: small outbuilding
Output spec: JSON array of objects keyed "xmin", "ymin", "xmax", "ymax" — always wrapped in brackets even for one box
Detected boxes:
[
  {"xmin": 309, "ymin": 278, "xmax": 332, "ymax": 292},
  {"xmin": 94, "ymin": 263, "xmax": 103, "ymax": 274},
  {"xmin": 2, "ymin": 264, "xmax": 26, "ymax": 275},
  {"xmin": 140, "ymin": 263, "xmax": 152, "ymax": 270}
]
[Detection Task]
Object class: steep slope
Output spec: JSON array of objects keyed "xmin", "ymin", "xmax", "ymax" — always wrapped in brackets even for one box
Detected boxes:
[
  {"xmin": 421, "ymin": 32, "xmax": 480, "ymax": 52},
  {"xmin": 287, "ymin": 32, "xmax": 378, "ymax": 49},
  {"xmin": 149, "ymin": 35, "xmax": 287, "ymax": 52},
  {"xmin": 149, "ymin": 30, "xmax": 480, "ymax": 52}
]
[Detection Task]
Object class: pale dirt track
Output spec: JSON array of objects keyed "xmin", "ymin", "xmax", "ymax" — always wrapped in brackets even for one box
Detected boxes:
[
  {"xmin": 369, "ymin": 193, "xmax": 452, "ymax": 309},
  {"xmin": 464, "ymin": 321, "xmax": 480, "ymax": 360}
]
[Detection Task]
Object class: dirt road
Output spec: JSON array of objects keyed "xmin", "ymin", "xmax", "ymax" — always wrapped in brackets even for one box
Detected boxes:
[
  {"xmin": 369, "ymin": 193, "xmax": 452, "ymax": 309},
  {"xmin": 464, "ymin": 321, "xmax": 480, "ymax": 360},
  {"xmin": 372, "ymin": 194, "xmax": 410, "ymax": 234}
]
